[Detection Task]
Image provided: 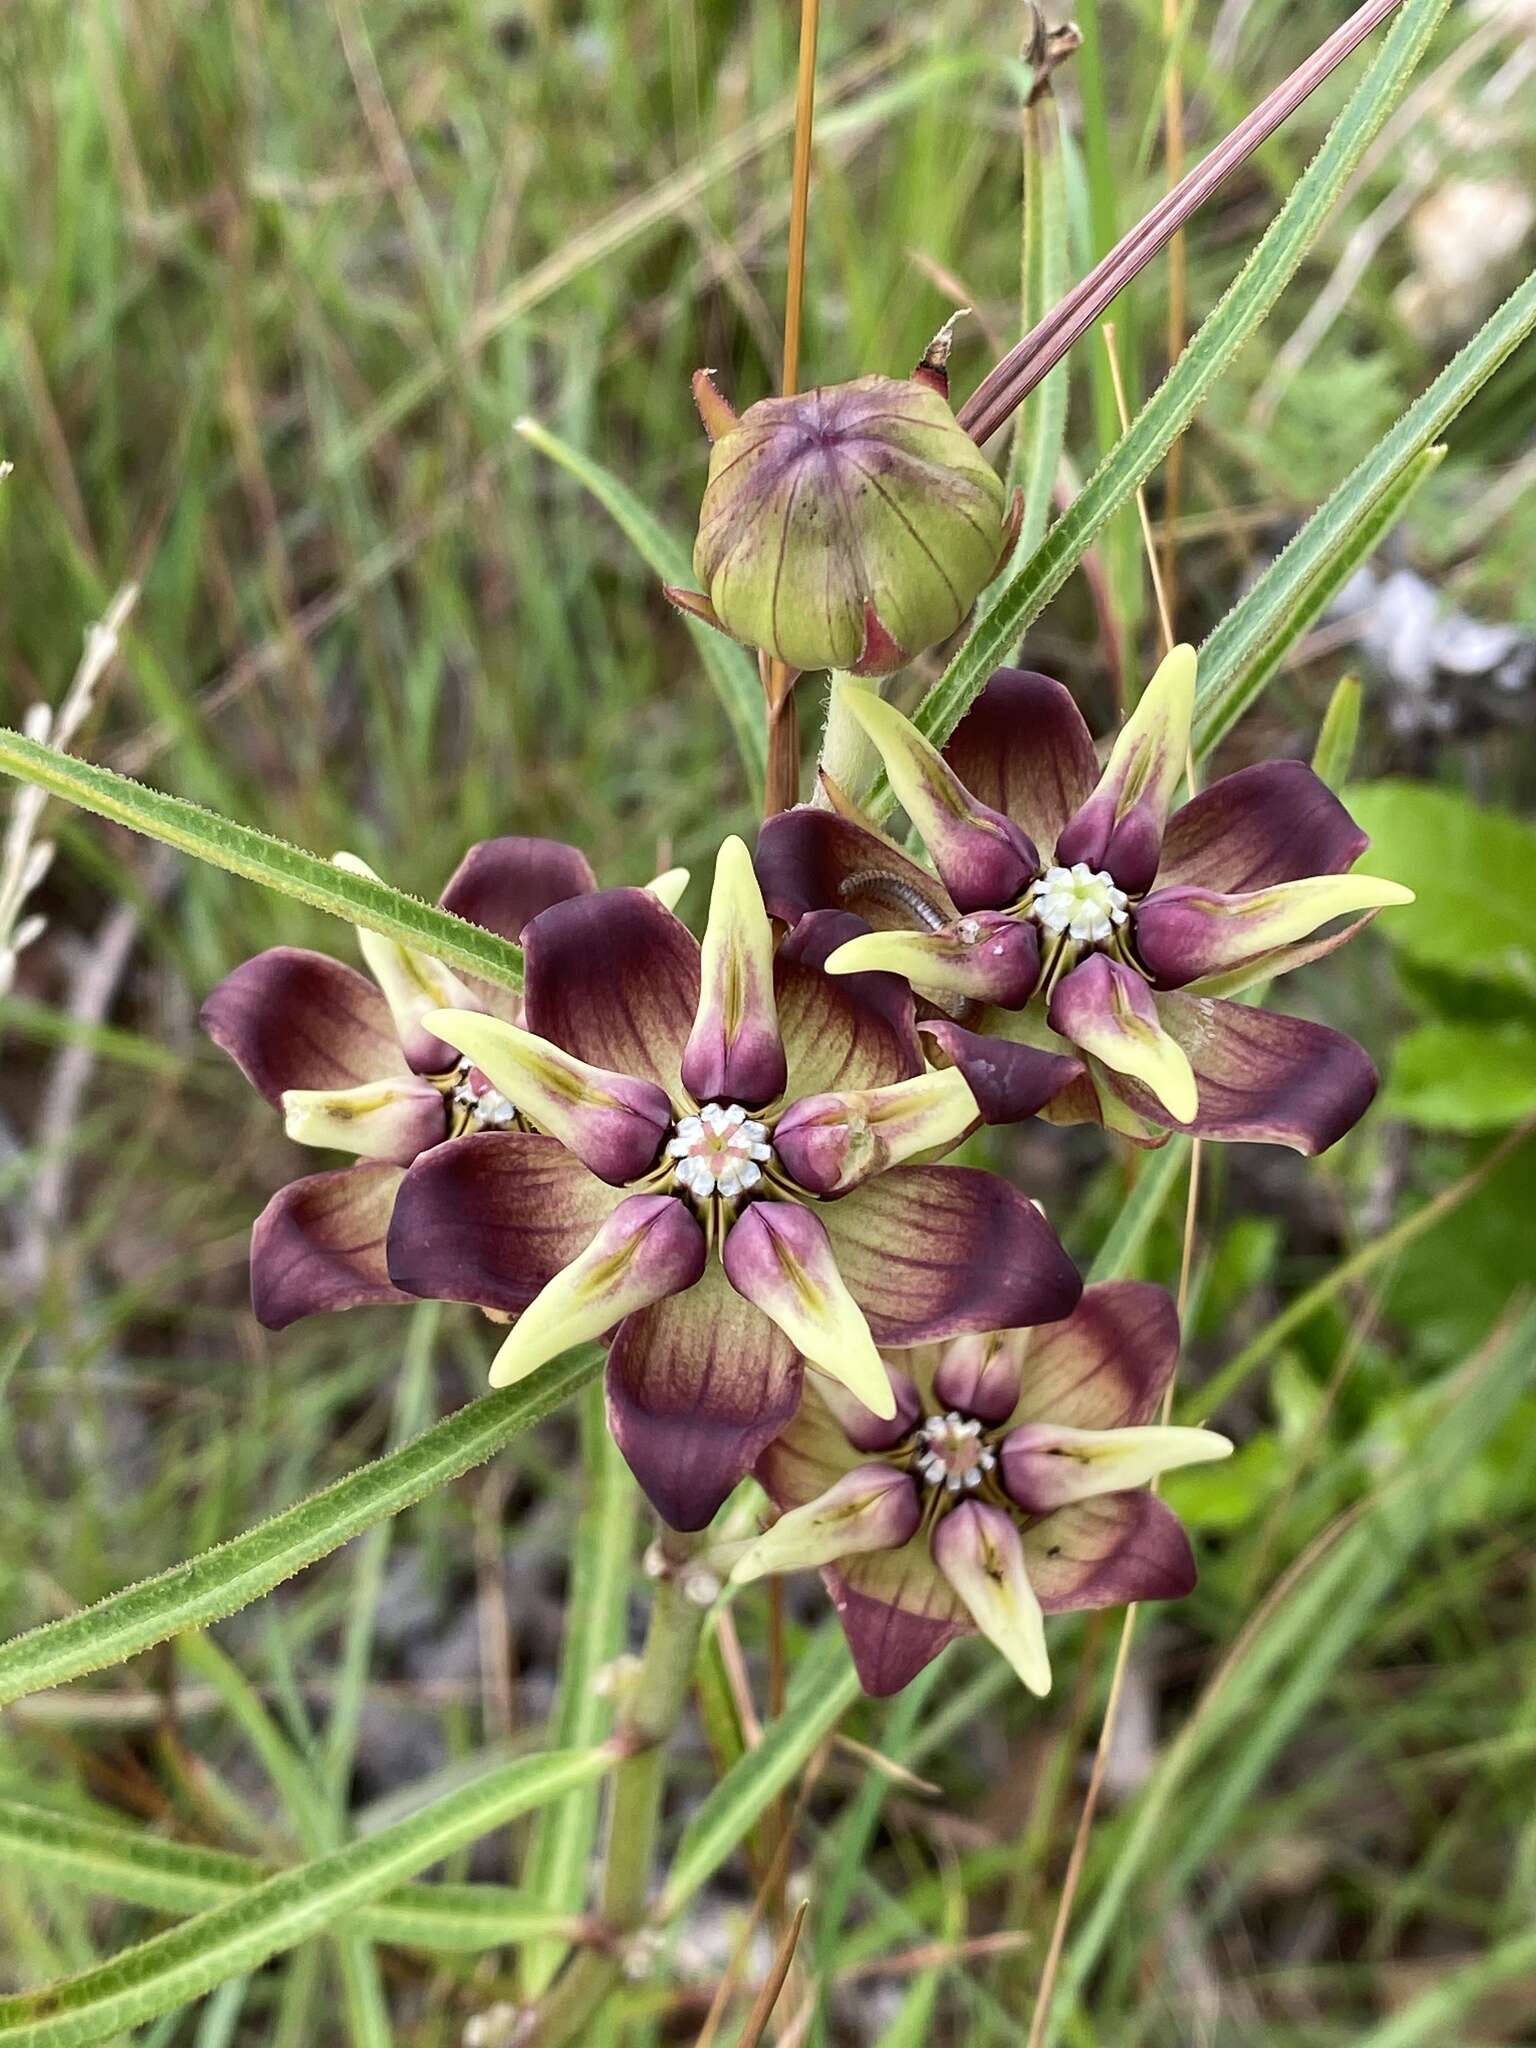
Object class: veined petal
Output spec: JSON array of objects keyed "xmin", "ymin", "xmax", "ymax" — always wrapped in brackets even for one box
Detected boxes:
[
  {"xmin": 933, "ymin": 1330, "xmax": 1027, "ymax": 1424},
  {"xmin": 281, "ymin": 1077, "xmax": 446, "ymax": 1165},
  {"xmin": 334, "ymin": 853, "xmax": 479, "ymax": 1073},
  {"xmin": 827, "ymin": 1541, "xmax": 966, "ymax": 1697},
  {"xmin": 523, "ymin": 886, "xmax": 701, "ymax": 1100},
  {"xmin": 1135, "ymin": 873, "xmax": 1412, "ymax": 989},
  {"xmin": 202, "ymin": 947, "xmax": 406, "ymax": 1104},
  {"xmin": 732, "ymin": 1466, "xmax": 921, "ymax": 1584},
  {"xmin": 773, "ymin": 1066, "xmax": 979, "ymax": 1197},
  {"xmin": 755, "ymin": 806, "xmax": 957, "ymax": 932},
  {"xmin": 837, "ymin": 684, "xmax": 1038, "ymax": 910},
  {"xmin": 1112, "ymin": 993, "xmax": 1378, "ymax": 1155},
  {"xmin": 823, "ymin": 916, "xmax": 1040, "ymax": 1010},
  {"xmin": 606, "ymin": 1267, "xmax": 800, "ymax": 1530},
  {"xmin": 420, "ymin": 1009, "xmax": 670, "ymax": 1185},
  {"xmin": 645, "ymin": 865, "xmax": 690, "ymax": 912},
  {"xmin": 943, "ymin": 668, "xmax": 1098, "ymax": 854},
  {"xmin": 1055, "ymin": 644, "xmax": 1197, "ymax": 892},
  {"xmin": 250, "ymin": 1163, "xmax": 411, "ymax": 1329},
  {"xmin": 438, "ymin": 836, "xmax": 597, "ymax": 941},
  {"xmin": 488, "ymin": 1193, "xmax": 706, "ymax": 1389},
  {"xmin": 820, "ymin": 1165, "xmax": 1081, "ymax": 1343},
  {"xmin": 387, "ymin": 1133, "xmax": 621, "ymax": 1314},
  {"xmin": 1155, "ymin": 760, "xmax": 1367, "ymax": 893},
  {"xmin": 1048, "ymin": 956, "xmax": 1198, "ymax": 1124},
  {"xmin": 1001, "ymin": 1422, "xmax": 1231, "ymax": 1514},
  {"xmin": 682, "ymin": 834, "xmax": 786, "ymax": 1109},
  {"xmin": 774, "ymin": 911, "xmax": 923, "ymax": 1096},
  {"xmin": 920, "ymin": 1020, "xmax": 1083, "ymax": 1125},
  {"xmin": 720, "ymin": 1201, "xmax": 895, "ymax": 1418},
  {"xmin": 1012, "ymin": 1282, "xmax": 1181, "ymax": 1430},
  {"xmin": 1023, "ymin": 1492, "xmax": 1196, "ymax": 1613},
  {"xmin": 933, "ymin": 1502, "xmax": 1051, "ymax": 1696}
]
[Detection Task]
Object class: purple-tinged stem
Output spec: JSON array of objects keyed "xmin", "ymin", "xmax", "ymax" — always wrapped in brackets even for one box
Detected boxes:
[{"xmin": 959, "ymin": 0, "xmax": 1405, "ymax": 446}]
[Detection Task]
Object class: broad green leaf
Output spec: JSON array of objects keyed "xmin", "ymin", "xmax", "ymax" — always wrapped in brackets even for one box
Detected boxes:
[
  {"xmin": 519, "ymin": 1383, "xmax": 639, "ymax": 1997},
  {"xmin": 0, "ymin": 1348, "xmax": 601, "ymax": 1706},
  {"xmin": 1195, "ymin": 445, "xmax": 1444, "ymax": 762},
  {"xmin": 0, "ymin": 730, "xmax": 524, "ymax": 994},
  {"xmin": 1193, "ymin": 266, "xmax": 1536, "ymax": 757},
  {"xmin": 1347, "ymin": 781, "xmax": 1536, "ymax": 994},
  {"xmin": 658, "ymin": 1625, "xmax": 861, "ymax": 1917},
  {"xmin": 863, "ymin": 0, "xmax": 1450, "ymax": 820},
  {"xmin": 1384, "ymin": 1022, "xmax": 1536, "ymax": 1132},
  {"xmin": 0, "ymin": 1749, "xmax": 612, "ymax": 2046},
  {"xmin": 515, "ymin": 418, "xmax": 766, "ymax": 797},
  {"xmin": 0, "ymin": 1803, "xmax": 575, "ymax": 1954}
]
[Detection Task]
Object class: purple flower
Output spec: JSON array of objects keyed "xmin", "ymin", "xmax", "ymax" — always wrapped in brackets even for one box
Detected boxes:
[
  {"xmin": 740, "ymin": 1283, "xmax": 1230, "ymax": 1697},
  {"xmin": 383, "ymin": 839, "xmax": 1083, "ymax": 1530},
  {"xmin": 757, "ymin": 650, "xmax": 1413, "ymax": 1155},
  {"xmin": 201, "ymin": 837, "xmax": 608, "ymax": 1330}
]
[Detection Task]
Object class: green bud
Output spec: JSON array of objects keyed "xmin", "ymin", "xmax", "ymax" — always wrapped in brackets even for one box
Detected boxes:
[{"xmin": 674, "ymin": 370, "xmax": 1012, "ymax": 677}]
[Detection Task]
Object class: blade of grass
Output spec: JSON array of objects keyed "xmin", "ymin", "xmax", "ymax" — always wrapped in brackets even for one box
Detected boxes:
[
  {"xmin": 0, "ymin": 730, "xmax": 526, "ymax": 993},
  {"xmin": 862, "ymin": 0, "xmax": 1449, "ymax": 822},
  {"xmin": 0, "ymin": 1748, "xmax": 613, "ymax": 2046},
  {"xmin": 0, "ymin": 1348, "xmax": 602, "ymax": 1706}
]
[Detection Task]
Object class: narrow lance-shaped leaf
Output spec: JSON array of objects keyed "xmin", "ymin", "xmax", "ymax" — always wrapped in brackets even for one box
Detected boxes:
[
  {"xmin": 0, "ymin": 1349, "xmax": 602, "ymax": 1707},
  {"xmin": 0, "ymin": 1749, "xmax": 614, "ymax": 2048},
  {"xmin": 0, "ymin": 730, "xmax": 525, "ymax": 994}
]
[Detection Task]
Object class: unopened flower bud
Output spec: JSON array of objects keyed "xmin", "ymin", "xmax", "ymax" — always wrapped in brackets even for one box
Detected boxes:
[{"xmin": 676, "ymin": 372, "xmax": 1011, "ymax": 676}]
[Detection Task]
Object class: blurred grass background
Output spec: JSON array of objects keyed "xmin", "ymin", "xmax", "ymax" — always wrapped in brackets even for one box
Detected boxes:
[{"xmin": 1, "ymin": 0, "xmax": 1534, "ymax": 2041}]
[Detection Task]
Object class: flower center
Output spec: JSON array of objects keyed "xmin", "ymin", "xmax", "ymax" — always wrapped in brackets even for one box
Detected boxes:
[
  {"xmin": 666, "ymin": 1102, "xmax": 773, "ymax": 1202},
  {"xmin": 915, "ymin": 1410, "xmax": 997, "ymax": 1494},
  {"xmin": 449, "ymin": 1061, "xmax": 517, "ymax": 1132},
  {"xmin": 1028, "ymin": 863, "xmax": 1129, "ymax": 945}
]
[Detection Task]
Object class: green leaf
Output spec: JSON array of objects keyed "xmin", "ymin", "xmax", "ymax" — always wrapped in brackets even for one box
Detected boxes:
[
  {"xmin": 1384, "ymin": 1022, "xmax": 1536, "ymax": 1132},
  {"xmin": 864, "ymin": 0, "xmax": 1450, "ymax": 819},
  {"xmin": 519, "ymin": 1383, "xmax": 639, "ymax": 1997},
  {"xmin": 515, "ymin": 417, "xmax": 766, "ymax": 797},
  {"xmin": 1085, "ymin": 1140, "xmax": 1190, "ymax": 1284},
  {"xmin": 657, "ymin": 1625, "xmax": 861, "ymax": 1917},
  {"xmin": 1310, "ymin": 674, "xmax": 1363, "ymax": 792},
  {"xmin": 0, "ymin": 1803, "xmax": 576, "ymax": 1954},
  {"xmin": 0, "ymin": 1750, "xmax": 612, "ymax": 2046},
  {"xmin": 1347, "ymin": 780, "xmax": 1536, "ymax": 995},
  {"xmin": 0, "ymin": 730, "xmax": 524, "ymax": 994},
  {"xmin": 0, "ymin": 1349, "xmax": 602, "ymax": 1706},
  {"xmin": 1009, "ymin": 86, "xmax": 1072, "ymax": 557}
]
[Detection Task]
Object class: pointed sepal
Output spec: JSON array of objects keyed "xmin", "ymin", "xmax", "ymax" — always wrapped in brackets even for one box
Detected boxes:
[
  {"xmin": 1048, "ymin": 956, "xmax": 1198, "ymax": 1124},
  {"xmin": 720, "ymin": 1200, "xmax": 896, "ymax": 1419},
  {"xmin": 691, "ymin": 368, "xmax": 739, "ymax": 442},
  {"xmin": 823, "ymin": 916, "xmax": 1040, "ymax": 1009},
  {"xmin": 837, "ymin": 684, "xmax": 1038, "ymax": 910},
  {"xmin": 1134, "ymin": 872, "xmax": 1414, "ymax": 990},
  {"xmin": 487, "ymin": 1193, "xmax": 706, "ymax": 1388},
  {"xmin": 731, "ymin": 1465, "xmax": 921, "ymax": 1585},
  {"xmin": 1001, "ymin": 1421, "xmax": 1231, "ymax": 1513},
  {"xmin": 280, "ymin": 1077, "xmax": 445, "ymax": 1165},
  {"xmin": 1055, "ymin": 644, "xmax": 1197, "ymax": 893},
  {"xmin": 682, "ymin": 835, "xmax": 786, "ymax": 1109},
  {"xmin": 663, "ymin": 585, "xmax": 727, "ymax": 634},
  {"xmin": 932, "ymin": 1502, "xmax": 1051, "ymax": 1697}
]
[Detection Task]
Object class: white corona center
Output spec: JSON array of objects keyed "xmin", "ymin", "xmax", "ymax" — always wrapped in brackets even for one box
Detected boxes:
[
  {"xmin": 451, "ymin": 1062, "xmax": 517, "ymax": 1131},
  {"xmin": 667, "ymin": 1102, "xmax": 773, "ymax": 1201},
  {"xmin": 916, "ymin": 1410, "xmax": 997, "ymax": 1494},
  {"xmin": 1029, "ymin": 862, "xmax": 1130, "ymax": 945}
]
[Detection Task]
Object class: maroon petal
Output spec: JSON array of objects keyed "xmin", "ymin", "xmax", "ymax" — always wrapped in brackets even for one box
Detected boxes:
[
  {"xmin": 203, "ymin": 948, "xmax": 406, "ymax": 1106},
  {"xmin": 250, "ymin": 1162, "xmax": 411, "ymax": 1329},
  {"xmin": 921, "ymin": 1020, "xmax": 1083, "ymax": 1125},
  {"xmin": 386, "ymin": 1132, "xmax": 620, "ymax": 1312},
  {"xmin": 438, "ymin": 836, "xmax": 598, "ymax": 938},
  {"xmin": 1155, "ymin": 761, "xmax": 1368, "ymax": 893},
  {"xmin": 820, "ymin": 1165, "xmax": 1081, "ymax": 1344},
  {"xmin": 755, "ymin": 808, "xmax": 956, "ymax": 932},
  {"xmin": 825, "ymin": 1541, "xmax": 967, "ymax": 1696},
  {"xmin": 606, "ymin": 1265, "xmax": 802, "ymax": 1530},
  {"xmin": 1111, "ymin": 994, "xmax": 1379, "ymax": 1155},
  {"xmin": 1012, "ymin": 1282, "xmax": 1180, "ymax": 1431},
  {"xmin": 522, "ymin": 887, "xmax": 701, "ymax": 1099},
  {"xmin": 775, "ymin": 910, "xmax": 923, "ymax": 1097},
  {"xmin": 943, "ymin": 668, "xmax": 1099, "ymax": 857},
  {"xmin": 933, "ymin": 1331, "xmax": 1026, "ymax": 1424},
  {"xmin": 1024, "ymin": 1493, "xmax": 1197, "ymax": 1614}
]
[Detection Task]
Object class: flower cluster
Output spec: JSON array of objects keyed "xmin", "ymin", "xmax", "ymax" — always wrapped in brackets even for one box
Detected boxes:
[{"xmin": 204, "ymin": 369, "xmax": 1412, "ymax": 1700}]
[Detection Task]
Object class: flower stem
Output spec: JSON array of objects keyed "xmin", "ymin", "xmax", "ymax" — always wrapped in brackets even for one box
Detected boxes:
[{"xmin": 526, "ymin": 1529, "xmax": 708, "ymax": 2046}]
